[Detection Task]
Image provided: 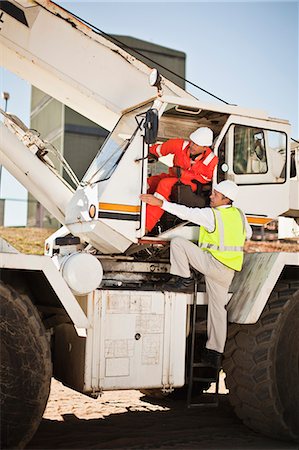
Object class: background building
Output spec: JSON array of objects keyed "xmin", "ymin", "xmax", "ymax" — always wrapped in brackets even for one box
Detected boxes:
[{"xmin": 27, "ymin": 35, "xmax": 186, "ymax": 227}]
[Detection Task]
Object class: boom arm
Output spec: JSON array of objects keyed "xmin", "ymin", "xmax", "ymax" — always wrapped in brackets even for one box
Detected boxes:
[
  {"xmin": 0, "ymin": 0, "xmax": 192, "ymax": 131},
  {"xmin": 0, "ymin": 112, "xmax": 73, "ymax": 224}
]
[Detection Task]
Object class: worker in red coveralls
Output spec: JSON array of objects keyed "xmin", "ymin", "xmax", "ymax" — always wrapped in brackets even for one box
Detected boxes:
[{"xmin": 146, "ymin": 127, "xmax": 218, "ymax": 233}]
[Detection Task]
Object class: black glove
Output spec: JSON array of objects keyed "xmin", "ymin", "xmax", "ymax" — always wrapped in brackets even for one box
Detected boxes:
[{"xmin": 148, "ymin": 153, "xmax": 158, "ymax": 162}]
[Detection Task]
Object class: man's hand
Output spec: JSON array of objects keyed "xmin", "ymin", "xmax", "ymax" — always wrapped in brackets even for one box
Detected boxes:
[
  {"xmin": 148, "ymin": 153, "xmax": 158, "ymax": 162},
  {"xmin": 140, "ymin": 194, "xmax": 163, "ymax": 207}
]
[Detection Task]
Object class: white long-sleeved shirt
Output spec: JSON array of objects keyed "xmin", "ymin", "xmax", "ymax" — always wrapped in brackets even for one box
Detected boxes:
[{"xmin": 162, "ymin": 200, "xmax": 252, "ymax": 239}]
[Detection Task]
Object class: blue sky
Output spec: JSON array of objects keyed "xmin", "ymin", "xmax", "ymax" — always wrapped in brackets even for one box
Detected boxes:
[{"xmin": 0, "ymin": 1, "xmax": 298, "ymax": 225}]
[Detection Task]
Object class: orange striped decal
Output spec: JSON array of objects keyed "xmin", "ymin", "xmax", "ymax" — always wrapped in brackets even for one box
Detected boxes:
[
  {"xmin": 99, "ymin": 203, "xmax": 140, "ymax": 213},
  {"xmin": 246, "ymin": 216, "xmax": 273, "ymax": 225}
]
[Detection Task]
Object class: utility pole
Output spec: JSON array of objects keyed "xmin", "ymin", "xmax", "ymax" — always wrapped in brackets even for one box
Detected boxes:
[
  {"xmin": 0, "ymin": 92, "xmax": 10, "ymax": 224},
  {"xmin": 2, "ymin": 91, "xmax": 10, "ymax": 112}
]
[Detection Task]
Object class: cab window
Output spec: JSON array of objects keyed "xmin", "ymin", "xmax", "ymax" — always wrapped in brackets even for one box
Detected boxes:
[{"xmin": 233, "ymin": 125, "xmax": 286, "ymax": 183}]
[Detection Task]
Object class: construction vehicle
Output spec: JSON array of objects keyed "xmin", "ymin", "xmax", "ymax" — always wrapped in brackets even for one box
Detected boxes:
[{"xmin": 0, "ymin": 1, "xmax": 298, "ymax": 448}]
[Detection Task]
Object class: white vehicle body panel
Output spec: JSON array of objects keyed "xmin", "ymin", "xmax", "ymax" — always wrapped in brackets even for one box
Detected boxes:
[
  {"xmin": 55, "ymin": 289, "xmax": 187, "ymax": 393},
  {"xmin": 228, "ymin": 252, "xmax": 299, "ymax": 323},
  {"xmin": 0, "ymin": 251, "xmax": 89, "ymax": 329}
]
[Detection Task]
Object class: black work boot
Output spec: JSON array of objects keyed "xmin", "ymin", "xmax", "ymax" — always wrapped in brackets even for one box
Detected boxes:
[
  {"xmin": 200, "ymin": 348, "xmax": 223, "ymax": 369},
  {"xmin": 162, "ymin": 275, "xmax": 194, "ymax": 293}
]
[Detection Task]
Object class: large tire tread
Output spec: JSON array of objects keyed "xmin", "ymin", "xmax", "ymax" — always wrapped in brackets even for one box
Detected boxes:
[
  {"xmin": 0, "ymin": 281, "xmax": 52, "ymax": 449},
  {"xmin": 224, "ymin": 280, "xmax": 299, "ymax": 442}
]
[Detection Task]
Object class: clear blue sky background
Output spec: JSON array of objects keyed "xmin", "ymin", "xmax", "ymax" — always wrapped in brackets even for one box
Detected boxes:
[{"xmin": 0, "ymin": 1, "xmax": 298, "ymax": 225}]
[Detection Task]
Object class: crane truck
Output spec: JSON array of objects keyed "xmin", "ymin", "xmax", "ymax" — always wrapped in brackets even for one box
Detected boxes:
[{"xmin": 0, "ymin": 1, "xmax": 298, "ymax": 448}]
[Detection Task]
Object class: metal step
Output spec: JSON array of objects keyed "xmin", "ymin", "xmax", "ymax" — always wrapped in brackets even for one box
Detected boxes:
[
  {"xmin": 186, "ymin": 279, "xmax": 220, "ymax": 408},
  {"xmin": 187, "ymin": 367, "xmax": 220, "ymax": 408}
]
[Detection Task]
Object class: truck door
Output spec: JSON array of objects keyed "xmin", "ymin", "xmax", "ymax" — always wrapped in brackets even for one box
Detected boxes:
[{"xmin": 215, "ymin": 116, "xmax": 290, "ymax": 221}]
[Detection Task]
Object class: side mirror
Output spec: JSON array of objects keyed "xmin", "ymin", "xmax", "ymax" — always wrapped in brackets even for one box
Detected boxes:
[{"xmin": 144, "ymin": 108, "xmax": 159, "ymax": 144}]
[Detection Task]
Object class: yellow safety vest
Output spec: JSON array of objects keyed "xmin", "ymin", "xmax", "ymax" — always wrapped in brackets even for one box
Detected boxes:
[{"xmin": 198, "ymin": 207, "xmax": 246, "ymax": 271}]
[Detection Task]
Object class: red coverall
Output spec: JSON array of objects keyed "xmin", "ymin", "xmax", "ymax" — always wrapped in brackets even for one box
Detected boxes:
[{"xmin": 146, "ymin": 138, "xmax": 218, "ymax": 231}]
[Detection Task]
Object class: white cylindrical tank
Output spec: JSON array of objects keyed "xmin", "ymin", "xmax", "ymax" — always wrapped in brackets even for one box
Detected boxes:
[{"xmin": 60, "ymin": 252, "xmax": 103, "ymax": 296}]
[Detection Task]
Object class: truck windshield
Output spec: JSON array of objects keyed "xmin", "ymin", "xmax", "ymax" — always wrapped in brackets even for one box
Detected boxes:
[{"xmin": 82, "ymin": 102, "xmax": 153, "ymax": 185}]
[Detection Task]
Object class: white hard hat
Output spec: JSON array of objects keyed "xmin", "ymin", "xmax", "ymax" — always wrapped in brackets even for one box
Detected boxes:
[
  {"xmin": 214, "ymin": 180, "xmax": 239, "ymax": 201},
  {"xmin": 189, "ymin": 127, "xmax": 213, "ymax": 147}
]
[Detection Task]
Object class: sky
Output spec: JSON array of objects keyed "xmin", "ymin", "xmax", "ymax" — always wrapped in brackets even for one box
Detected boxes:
[{"xmin": 0, "ymin": 0, "xmax": 298, "ymax": 226}]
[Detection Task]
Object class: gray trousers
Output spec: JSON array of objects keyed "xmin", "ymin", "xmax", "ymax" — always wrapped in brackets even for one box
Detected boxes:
[{"xmin": 170, "ymin": 237, "xmax": 235, "ymax": 353}]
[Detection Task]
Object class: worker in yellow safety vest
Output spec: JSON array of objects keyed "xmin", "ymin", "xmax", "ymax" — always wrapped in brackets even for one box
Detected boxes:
[{"xmin": 140, "ymin": 180, "xmax": 252, "ymax": 369}]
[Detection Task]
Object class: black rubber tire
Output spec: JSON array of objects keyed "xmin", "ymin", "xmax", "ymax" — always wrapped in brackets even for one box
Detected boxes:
[
  {"xmin": 0, "ymin": 281, "xmax": 52, "ymax": 449},
  {"xmin": 224, "ymin": 283, "xmax": 299, "ymax": 442}
]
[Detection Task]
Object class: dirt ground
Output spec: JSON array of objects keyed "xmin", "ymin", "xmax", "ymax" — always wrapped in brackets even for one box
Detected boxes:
[{"xmin": 27, "ymin": 378, "xmax": 297, "ymax": 450}]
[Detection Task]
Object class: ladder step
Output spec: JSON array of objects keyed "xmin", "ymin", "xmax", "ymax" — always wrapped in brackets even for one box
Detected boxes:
[
  {"xmin": 187, "ymin": 278, "xmax": 221, "ymax": 409},
  {"xmin": 192, "ymin": 377, "xmax": 218, "ymax": 383},
  {"xmin": 192, "ymin": 362, "xmax": 220, "ymax": 368},
  {"xmin": 188, "ymin": 400, "xmax": 219, "ymax": 408}
]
